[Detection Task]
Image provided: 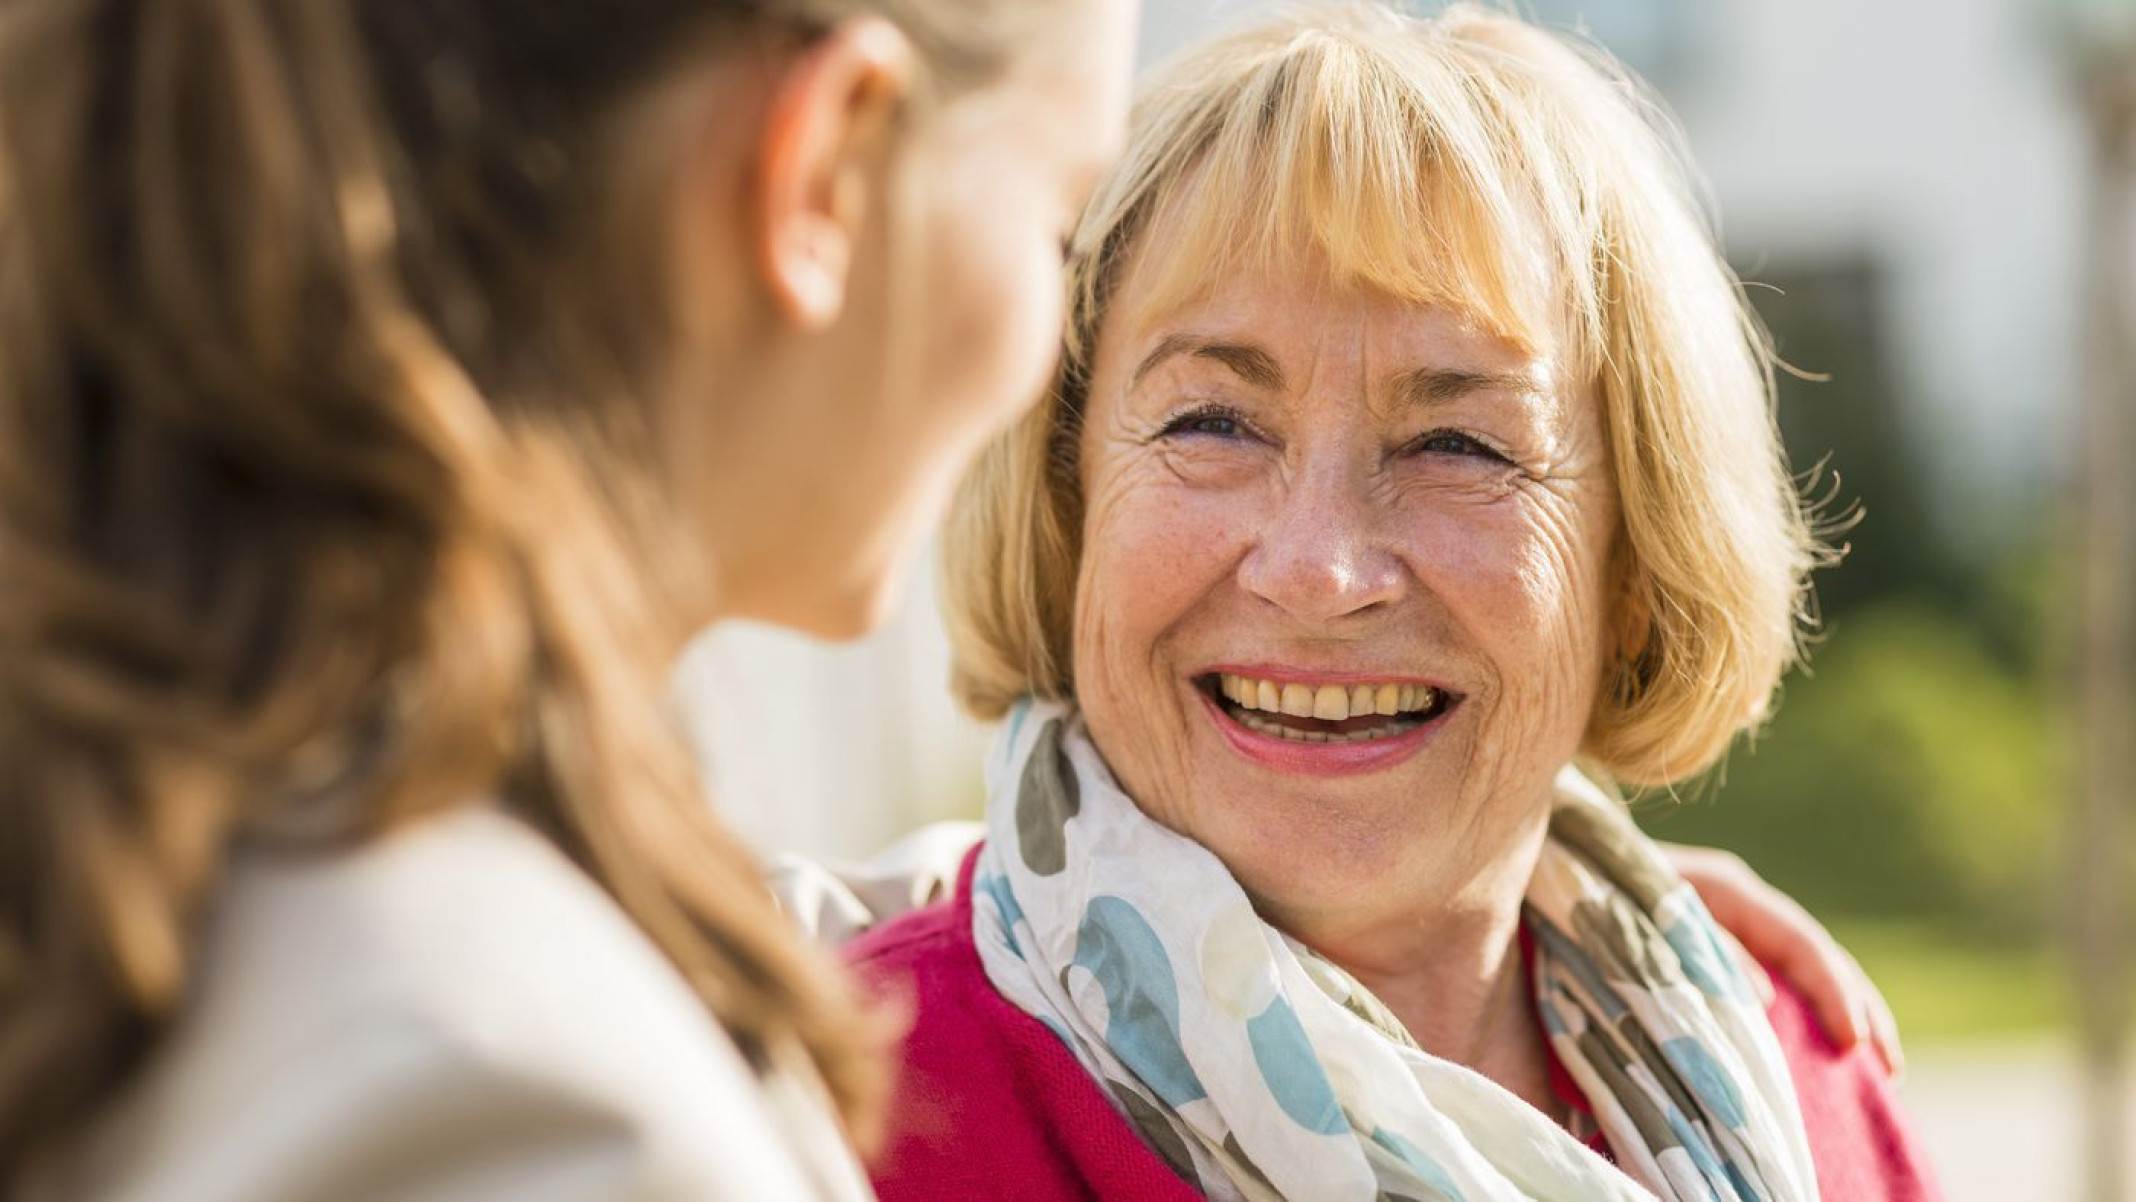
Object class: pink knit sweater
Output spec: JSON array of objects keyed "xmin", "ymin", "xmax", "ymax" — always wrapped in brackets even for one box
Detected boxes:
[{"xmin": 849, "ymin": 846, "xmax": 1944, "ymax": 1201}]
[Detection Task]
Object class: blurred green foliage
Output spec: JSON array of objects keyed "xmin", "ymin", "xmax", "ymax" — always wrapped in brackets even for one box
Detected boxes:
[
  {"xmin": 1831, "ymin": 920, "xmax": 2070, "ymax": 1044},
  {"xmin": 1638, "ymin": 598, "xmax": 2063, "ymax": 939},
  {"xmin": 1632, "ymin": 257, "xmax": 2072, "ymax": 1038}
]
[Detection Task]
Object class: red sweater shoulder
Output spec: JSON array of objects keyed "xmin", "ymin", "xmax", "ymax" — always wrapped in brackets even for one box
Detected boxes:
[
  {"xmin": 848, "ymin": 845, "xmax": 1942, "ymax": 1202},
  {"xmin": 1760, "ymin": 970, "xmax": 1945, "ymax": 1200},
  {"xmin": 846, "ymin": 847, "xmax": 1200, "ymax": 1202}
]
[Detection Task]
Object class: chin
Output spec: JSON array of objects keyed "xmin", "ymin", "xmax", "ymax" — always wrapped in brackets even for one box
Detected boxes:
[
  {"xmin": 1185, "ymin": 740, "xmax": 1471, "ymax": 882},
  {"xmin": 1209, "ymin": 820, "xmax": 1421, "ymax": 929}
]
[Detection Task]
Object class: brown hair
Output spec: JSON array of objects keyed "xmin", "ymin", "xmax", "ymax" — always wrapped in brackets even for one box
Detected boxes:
[
  {"xmin": 0, "ymin": 0, "xmax": 1028, "ymax": 1175},
  {"xmin": 942, "ymin": 2, "xmax": 1828, "ymax": 788}
]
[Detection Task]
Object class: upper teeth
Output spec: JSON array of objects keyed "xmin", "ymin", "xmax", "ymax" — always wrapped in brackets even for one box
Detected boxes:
[{"xmin": 1217, "ymin": 674, "xmax": 1437, "ymax": 721}]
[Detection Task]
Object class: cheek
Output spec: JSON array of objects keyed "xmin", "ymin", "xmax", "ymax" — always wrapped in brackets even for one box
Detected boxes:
[
  {"xmin": 1077, "ymin": 482, "xmax": 1224, "ymax": 671},
  {"xmin": 1412, "ymin": 494, "xmax": 1614, "ymax": 721},
  {"xmin": 1072, "ymin": 470, "xmax": 1250, "ymax": 739},
  {"xmin": 1072, "ymin": 471, "xmax": 1264, "ymax": 836},
  {"xmin": 924, "ymin": 179, "xmax": 1063, "ymax": 436}
]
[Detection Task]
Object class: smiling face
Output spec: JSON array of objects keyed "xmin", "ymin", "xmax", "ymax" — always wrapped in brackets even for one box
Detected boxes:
[{"xmin": 1071, "ymin": 250, "xmax": 1622, "ymax": 949}]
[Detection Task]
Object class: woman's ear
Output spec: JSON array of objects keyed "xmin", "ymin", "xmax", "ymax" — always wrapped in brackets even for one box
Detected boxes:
[
  {"xmin": 1609, "ymin": 545, "xmax": 1655, "ymax": 693},
  {"xmin": 1618, "ymin": 590, "xmax": 1653, "ymax": 670},
  {"xmin": 751, "ymin": 17, "xmax": 915, "ymax": 328}
]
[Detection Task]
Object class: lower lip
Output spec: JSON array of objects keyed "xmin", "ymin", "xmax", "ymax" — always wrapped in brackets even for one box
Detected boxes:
[{"xmin": 1196, "ymin": 689, "xmax": 1453, "ymax": 778}]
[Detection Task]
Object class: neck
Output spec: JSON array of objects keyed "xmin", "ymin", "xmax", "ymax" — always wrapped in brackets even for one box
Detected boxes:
[{"xmin": 1288, "ymin": 812, "xmax": 1563, "ymax": 1117}]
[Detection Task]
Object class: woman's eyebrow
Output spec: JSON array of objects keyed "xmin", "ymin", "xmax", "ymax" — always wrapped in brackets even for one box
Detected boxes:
[
  {"xmin": 1129, "ymin": 334, "xmax": 1285, "ymax": 391},
  {"xmin": 1392, "ymin": 365, "xmax": 1539, "ymax": 406}
]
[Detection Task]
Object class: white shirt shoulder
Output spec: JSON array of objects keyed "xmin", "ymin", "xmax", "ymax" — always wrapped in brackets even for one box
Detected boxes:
[{"xmin": 33, "ymin": 806, "xmax": 871, "ymax": 1202}]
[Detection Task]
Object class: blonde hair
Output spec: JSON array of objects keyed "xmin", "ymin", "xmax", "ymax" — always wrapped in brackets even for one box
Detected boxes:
[
  {"xmin": 0, "ymin": 0, "xmax": 1037, "ymax": 1176},
  {"xmin": 943, "ymin": 1, "xmax": 1825, "ymax": 788}
]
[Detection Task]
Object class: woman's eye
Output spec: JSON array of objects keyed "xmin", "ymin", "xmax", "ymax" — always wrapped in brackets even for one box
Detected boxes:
[
  {"xmin": 1409, "ymin": 429, "xmax": 1506, "ymax": 461},
  {"xmin": 1160, "ymin": 408, "xmax": 1248, "ymax": 439}
]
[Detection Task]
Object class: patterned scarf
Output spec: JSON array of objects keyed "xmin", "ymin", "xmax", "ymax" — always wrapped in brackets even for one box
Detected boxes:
[{"xmin": 971, "ymin": 701, "xmax": 1819, "ymax": 1202}]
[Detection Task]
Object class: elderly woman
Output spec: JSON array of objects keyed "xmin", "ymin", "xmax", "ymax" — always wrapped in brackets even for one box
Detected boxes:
[{"xmin": 848, "ymin": 5, "xmax": 1940, "ymax": 1200}]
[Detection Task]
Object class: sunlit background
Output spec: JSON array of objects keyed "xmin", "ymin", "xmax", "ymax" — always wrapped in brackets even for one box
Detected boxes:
[{"xmin": 680, "ymin": 2, "xmax": 2134, "ymax": 1197}]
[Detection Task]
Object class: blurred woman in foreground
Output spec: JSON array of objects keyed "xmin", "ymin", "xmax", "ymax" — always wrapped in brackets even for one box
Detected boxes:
[{"xmin": 0, "ymin": 0, "xmax": 1133, "ymax": 1196}]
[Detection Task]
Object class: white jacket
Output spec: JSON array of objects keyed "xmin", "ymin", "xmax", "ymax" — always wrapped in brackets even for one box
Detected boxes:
[{"xmin": 27, "ymin": 807, "xmax": 873, "ymax": 1202}]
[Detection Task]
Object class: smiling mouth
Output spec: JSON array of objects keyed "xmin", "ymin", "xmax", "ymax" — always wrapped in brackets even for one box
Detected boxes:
[{"xmin": 1195, "ymin": 672, "xmax": 1459, "ymax": 744}]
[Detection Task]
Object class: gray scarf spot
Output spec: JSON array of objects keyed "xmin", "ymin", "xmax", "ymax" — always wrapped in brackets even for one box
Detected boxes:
[
  {"xmin": 1015, "ymin": 719, "xmax": 1080, "ymax": 874},
  {"xmin": 1110, "ymin": 1080, "xmax": 1202, "ymax": 1189}
]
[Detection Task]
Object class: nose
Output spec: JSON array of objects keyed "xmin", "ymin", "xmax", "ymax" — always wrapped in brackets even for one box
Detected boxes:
[{"xmin": 1237, "ymin": 470, "xmax": 1407, "ymax": 625}]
